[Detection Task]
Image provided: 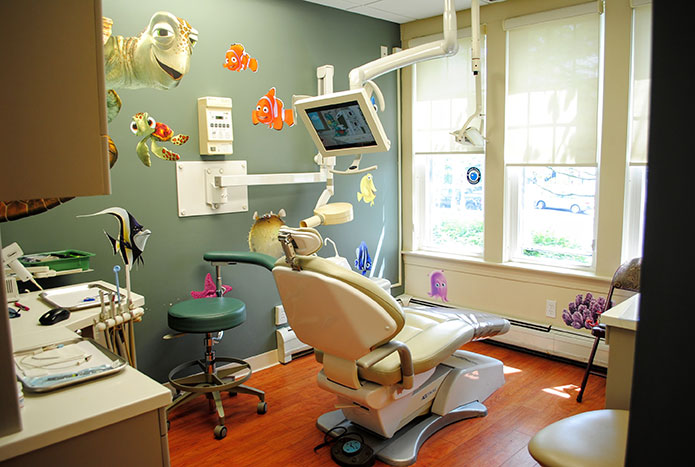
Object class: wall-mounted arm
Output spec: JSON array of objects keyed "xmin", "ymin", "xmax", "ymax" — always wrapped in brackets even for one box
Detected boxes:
[{"xmin": 348, "ymin": 0, "xmax": 458, "ymax": 90}]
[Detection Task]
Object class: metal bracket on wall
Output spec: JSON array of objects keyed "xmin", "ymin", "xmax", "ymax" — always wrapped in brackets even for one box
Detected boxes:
[{"xmin": 175, "ymin": 161, "xmax": 248, "ymax": 217}]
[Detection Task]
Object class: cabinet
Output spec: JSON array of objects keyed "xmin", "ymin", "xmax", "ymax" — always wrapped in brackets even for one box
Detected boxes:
[{"xmin": 0, "ymin": 0, "xmax": 110, "ymax": 200}]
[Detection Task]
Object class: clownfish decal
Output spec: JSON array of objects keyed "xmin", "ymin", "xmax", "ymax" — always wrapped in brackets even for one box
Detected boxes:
[
  {"xmin": 223, "ymin": 43, "xmax": 258, "ymax": 72},
  {"xmin": 252, "ymin": 87, "xmax": 294, "ymax": 131}
]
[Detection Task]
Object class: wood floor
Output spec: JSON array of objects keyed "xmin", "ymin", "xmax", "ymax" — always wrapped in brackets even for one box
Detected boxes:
[{"xmin": 167, "ymin": 341, "xmax": 606, "ymax": 467}]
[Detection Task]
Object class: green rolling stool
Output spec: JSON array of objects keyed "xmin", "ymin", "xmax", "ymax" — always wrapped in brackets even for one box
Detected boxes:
[{"xmin": 165, "ymin": 251, "xmax": 275, "ymax": 440}]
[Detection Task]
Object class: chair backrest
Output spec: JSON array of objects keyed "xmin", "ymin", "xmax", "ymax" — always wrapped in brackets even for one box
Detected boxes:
[
  {"xmin": 272, "ymin": 255, "xmax": 405, "ymax": 361},
  {"xmin": 606, "ymin": 257, "xmax": 641, "ymax": 309}
]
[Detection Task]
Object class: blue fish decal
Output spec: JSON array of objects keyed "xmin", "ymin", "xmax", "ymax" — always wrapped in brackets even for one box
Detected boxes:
[{"xmin": 355, "ymin": 241, "xmax": 372, "ymax": 276}]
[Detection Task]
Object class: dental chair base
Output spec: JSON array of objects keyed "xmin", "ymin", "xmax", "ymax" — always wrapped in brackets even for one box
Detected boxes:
[{"xmin": 317, "ymin": 350, "xmax": 505, "ymax": 466}]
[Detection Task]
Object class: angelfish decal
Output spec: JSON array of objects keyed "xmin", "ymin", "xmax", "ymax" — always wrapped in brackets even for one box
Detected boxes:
[{"xmin": 78, "ymin": 207, "xmax": 151, "ymax": 266}]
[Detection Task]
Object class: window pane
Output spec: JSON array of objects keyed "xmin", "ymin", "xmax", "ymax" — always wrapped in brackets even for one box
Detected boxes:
[
  {"xmin": 515, "ymin": 167, "xmax": 596, "ymax": 267},
  {"xmin": 417, "ymin": 154, "xmax": 484, "ymax": 256}
]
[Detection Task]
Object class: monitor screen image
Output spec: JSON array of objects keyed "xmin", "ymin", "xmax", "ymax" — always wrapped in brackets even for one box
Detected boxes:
[{"xmin": 305, "ymin": 101, "xmax": 378, "ymax": 151}]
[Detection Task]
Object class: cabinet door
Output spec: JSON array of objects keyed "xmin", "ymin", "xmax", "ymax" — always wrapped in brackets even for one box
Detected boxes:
[{"xmin": 0, "ymin": 0, "xmax": 110, "ymax": 200}]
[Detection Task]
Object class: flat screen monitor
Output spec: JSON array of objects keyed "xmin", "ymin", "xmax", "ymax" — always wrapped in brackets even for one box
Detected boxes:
[{"xmin": 294, "ymin": 88, "xmax": 390, "ymax": 158}]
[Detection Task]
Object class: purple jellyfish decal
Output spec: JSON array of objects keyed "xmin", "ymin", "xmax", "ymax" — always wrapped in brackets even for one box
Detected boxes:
[{"xmin": 428, "ymin": 270, "xmax": 448, "ymax": 302}]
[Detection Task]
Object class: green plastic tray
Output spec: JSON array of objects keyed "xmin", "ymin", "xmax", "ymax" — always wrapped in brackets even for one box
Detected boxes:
[{"xmin": 19, "ymin": 249, "xmax": 95, "ymax": 272}]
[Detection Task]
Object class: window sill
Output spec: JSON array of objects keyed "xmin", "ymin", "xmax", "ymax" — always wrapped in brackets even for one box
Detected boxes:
[{"xmin": 402, "ymin": 249, "xmax": 612, "ymax": 288}]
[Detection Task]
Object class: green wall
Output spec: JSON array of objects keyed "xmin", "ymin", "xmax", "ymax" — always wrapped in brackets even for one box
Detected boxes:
[{"xmin": 1, "ymin": 0, "xmax": 401, "ymax": 383}]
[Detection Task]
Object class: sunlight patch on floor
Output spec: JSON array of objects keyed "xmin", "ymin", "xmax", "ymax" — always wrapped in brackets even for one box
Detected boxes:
[{"xmin": 542, "ymin": 384, "xmax": 580, "ymax": 399}]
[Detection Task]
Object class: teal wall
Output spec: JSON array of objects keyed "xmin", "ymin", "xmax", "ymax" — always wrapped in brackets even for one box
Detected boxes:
[{"xmin": 1, "ymin": 0, "xmax": 401, "ymax": 383}]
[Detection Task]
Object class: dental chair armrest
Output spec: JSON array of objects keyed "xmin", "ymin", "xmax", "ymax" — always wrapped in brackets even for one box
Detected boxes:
[
  {"xmin": 356, "ymin": 341, "xmax": 414, "ymax": 389},
  {"xmin": 203, "ymin": 251, "xmax": 277, "ymax": 271}
]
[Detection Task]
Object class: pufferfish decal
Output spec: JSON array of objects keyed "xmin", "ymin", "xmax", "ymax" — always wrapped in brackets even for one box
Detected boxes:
[{"xmin": 428, "ymin": 270, "xmax": 449, "ymax": 302}]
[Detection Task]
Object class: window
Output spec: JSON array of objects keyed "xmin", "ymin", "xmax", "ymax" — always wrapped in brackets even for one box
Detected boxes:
[
  {"xmin": 412, "ymin": 34, "xmax": 486, "ymax": 256},
  {"xmin": 504, "ymin": 6, "xmax": 601, "ymax": 268},
  {"xmin": 510, "ymin": 166, "xmax": 596, "ymax": 267},
  {"xmin": 623, "ymin": 3, "xmax": 651, "ymax": 261}
]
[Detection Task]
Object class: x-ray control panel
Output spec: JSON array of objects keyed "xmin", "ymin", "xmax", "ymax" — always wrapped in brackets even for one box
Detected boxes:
[{"xmin": 197, "ymin": 96, "xmax": 233, "ymax": 155}]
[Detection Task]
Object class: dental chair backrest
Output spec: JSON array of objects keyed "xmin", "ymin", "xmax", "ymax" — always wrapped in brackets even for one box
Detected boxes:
[{"xmin": 273, "ymin": 227, "xmax": 405, "ymax": 388}]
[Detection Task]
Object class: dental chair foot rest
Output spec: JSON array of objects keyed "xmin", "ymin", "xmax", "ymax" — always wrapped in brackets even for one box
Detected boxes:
[{"xmin": 317, "ymin": 401, "xmax": 487, "ymax": 467}]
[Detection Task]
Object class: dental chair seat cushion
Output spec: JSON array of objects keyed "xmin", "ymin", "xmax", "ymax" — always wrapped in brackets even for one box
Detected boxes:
[
  {"xmin": 359, "ymin": 308, "xmax": 475, "ymax": 386},
  {"xmin": 528, "ymin": 409, "xmax": 628, "ymax": 467},
  {"xmin": 168, "ymin": 297, "xmax": 246, "ymax": 333}
]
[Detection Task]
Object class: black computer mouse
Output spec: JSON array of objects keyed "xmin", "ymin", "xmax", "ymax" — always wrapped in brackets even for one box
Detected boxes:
[{"xmin": 39, "ymin": 307, "xmax": 71, "ymax": 326}]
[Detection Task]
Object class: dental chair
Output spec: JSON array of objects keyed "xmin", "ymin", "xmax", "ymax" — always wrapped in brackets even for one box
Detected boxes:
[{"xmin": 271, "ymin": 227, "xmax": 510, "ymax": 465}]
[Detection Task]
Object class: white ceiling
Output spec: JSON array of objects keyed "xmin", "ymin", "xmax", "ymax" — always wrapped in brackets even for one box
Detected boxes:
[{"xmin": 302, "ymin": 0, "xmax": 503, "ymax": 24}]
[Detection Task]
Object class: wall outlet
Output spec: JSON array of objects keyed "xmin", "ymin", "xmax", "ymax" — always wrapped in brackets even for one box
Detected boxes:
[
  {"xmin": 380, "ymin": 45, "xmax": 388, "ymax": 58},
  {"xmin": 275, "ymin": 305, "xmax": 287, "ymax": 326},
  {"xmin": 545, "ymin": 299, "xmax": 557, "ymax": 318}
]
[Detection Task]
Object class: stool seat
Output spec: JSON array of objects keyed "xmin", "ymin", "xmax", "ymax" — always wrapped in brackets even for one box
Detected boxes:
[
  {"xmin": 528, "ymin": 409, "xmax": 629, "ymax": 467},
  {"xmin": 168, "ymin": 297, "xmax": 246, "ymax": 333}
]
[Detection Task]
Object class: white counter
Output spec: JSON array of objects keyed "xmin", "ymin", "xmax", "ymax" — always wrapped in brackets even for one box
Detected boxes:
[
  {"xmin": 601, "ymin": 293, "xmax": 639, "ymax": 331},
  {"xmin": 602, "ymin": 293, "xmax": 640, "ymax": 410},
  {"xmin": 1, "ymin": 282, "xmax": 171, "ymax": 465}
]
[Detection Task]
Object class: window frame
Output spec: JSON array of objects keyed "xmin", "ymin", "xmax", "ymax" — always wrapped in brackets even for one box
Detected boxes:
[{"xmin": 503, "ymin": 7, "xmax": 604, "ymax": 272}]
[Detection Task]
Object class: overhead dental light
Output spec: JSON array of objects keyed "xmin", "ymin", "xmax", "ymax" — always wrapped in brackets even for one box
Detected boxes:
[{"xmin": 452, "ymin": 0, "xmax": 485, "ymax": 150}]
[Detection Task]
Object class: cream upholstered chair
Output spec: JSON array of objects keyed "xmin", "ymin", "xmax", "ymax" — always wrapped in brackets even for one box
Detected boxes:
[
  {"xmin": 271, "ymin": 227, "xmax": 509, "ymax": 463},
  {"xmin": 528, "ymin": 409, "xmax": 629, "ymax": 467}
]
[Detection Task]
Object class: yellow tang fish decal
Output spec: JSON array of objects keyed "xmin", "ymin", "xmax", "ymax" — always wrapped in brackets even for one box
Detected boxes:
[{"xmin": 357, "ymin": 174, "xmax": 377, "ymax": 206}]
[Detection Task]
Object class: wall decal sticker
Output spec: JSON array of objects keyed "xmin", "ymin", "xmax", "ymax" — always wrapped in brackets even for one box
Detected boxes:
[
  {"xmin": 130, "ymin": 112, "xmax": 189, "ymax": 167},
  {"xmin": 357, "ymin": 173, "xmax": 377, "ymax": 206},
  {"xmin": 223, "ymin": 43, "xmax": 258, "ymax": 72},
  {"xmin": 252, "ymin": 87, "xmax": 294, "ymax": 131},
  {"xmin": 428, "ymin": 270, "xmax": 449, "ymax": 302}
]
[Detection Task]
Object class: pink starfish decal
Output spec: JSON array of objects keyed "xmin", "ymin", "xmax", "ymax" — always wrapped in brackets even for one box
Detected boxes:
[{"xmin": 190, "ymin": 273, "xmax": 232, "ymax": 298}]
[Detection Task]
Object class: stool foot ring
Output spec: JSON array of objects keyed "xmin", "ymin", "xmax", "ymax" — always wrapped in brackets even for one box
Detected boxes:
[
  {"xmin": 167, "ymin": 356, "xmax": 252, "ymax": 394},
  {"xmin": 166, "ymin": 355, "xmax": 266, "ymax": 438}
]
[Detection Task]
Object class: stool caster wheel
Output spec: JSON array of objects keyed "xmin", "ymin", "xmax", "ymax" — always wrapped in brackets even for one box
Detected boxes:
[
  {"xmin": 257, "ymin": 401, "xmax": 268, "ymax": 414},
  {"xmin": 214, "ymin": 424, "xmax": 227, "ymax": 440}
]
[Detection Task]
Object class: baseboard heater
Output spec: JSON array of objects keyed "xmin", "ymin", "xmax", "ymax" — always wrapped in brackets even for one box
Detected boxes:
[
  {"xmin": 404, "ymin": 297, "xmax": 608, "ymax": 368},
  {"xmin": 275, "ymin": 326, "xmax": 312, "ymax": 364}
]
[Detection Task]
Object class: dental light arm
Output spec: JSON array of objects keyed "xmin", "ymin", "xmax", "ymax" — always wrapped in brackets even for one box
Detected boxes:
[
  {"xmin": 348, "ymin": 0, "xmax": 458, "ymax": 90},
  {"xmin": 452, "ymin": 0, "xmax": 485, "ymax": 147}
]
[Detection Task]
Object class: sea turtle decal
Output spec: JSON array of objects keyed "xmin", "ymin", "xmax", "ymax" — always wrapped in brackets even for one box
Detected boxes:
[{"xmin": 130, "ymin": 112, "xmax": 189, "ymax": 167}]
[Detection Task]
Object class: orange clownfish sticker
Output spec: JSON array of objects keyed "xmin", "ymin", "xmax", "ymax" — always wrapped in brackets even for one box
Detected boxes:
[
  {"xmin": 223, "ymin": 43, "xmax": 258, "ymax": 72},
  {"xmin": 252, "ymin": 87, "xmax": 294, "ymax": 131}
]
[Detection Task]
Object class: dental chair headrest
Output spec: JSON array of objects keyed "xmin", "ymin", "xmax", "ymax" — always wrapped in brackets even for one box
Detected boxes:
[{"xmin": 278, "ymin": 227, "xmax": 323, "ymax": 256}]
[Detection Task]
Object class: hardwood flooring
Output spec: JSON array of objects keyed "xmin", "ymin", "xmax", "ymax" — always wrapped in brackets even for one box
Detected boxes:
[{"xmin": 167, "ymin": 341, "xmax": 606, "ymax": 466}]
